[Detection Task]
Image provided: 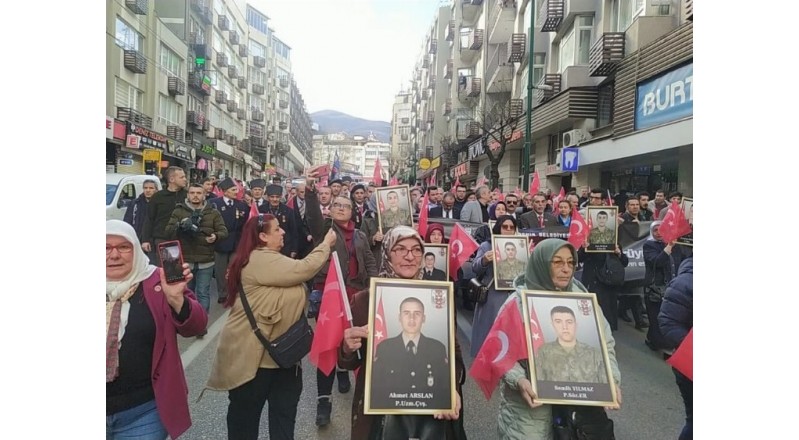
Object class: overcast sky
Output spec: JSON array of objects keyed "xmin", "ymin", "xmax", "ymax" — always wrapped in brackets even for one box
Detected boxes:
[{"xmin": 250, "ymin": 0, "xmax": 444, "ymax": 123}]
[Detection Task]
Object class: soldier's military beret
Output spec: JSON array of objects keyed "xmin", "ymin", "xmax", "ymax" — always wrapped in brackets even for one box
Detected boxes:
[
  {"xmin": 218, "ymin": 177, "xmax": 236, "ymax": 191},
  {"xmin": 250, "ymin": 179, "xmax": 266, "ymax": 189},
  {"xmin": 350, "ymin": 183, "xmax": 366, "ymax": 194},
  {"xmin": 329, "ymin": 179, "xmax": 343, "ymax": 186},
  {"xmin": 342, "ymin": 176, "xmax": 353, "ymax": 183},
  {"xmin": 266, "ymin": 184, "xmax": 283, "ymax": 196}
]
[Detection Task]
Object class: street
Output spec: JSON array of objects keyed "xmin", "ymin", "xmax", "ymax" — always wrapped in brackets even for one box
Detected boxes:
[{"xmin": 178, "ymin": 287, "xmax": 686, "ymax": 439}]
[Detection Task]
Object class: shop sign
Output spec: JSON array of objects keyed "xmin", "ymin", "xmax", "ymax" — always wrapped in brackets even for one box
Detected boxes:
[
  {"xmin": 488, "ymin": 129, "xmax": 523, "ymax": 151},
  {"xmin": 118, "ymin": 159, "xmax": 133, "ymax": 165},
  {"xmin": 200, "ymin": 144, "xmax": 216, "ymax": 155},
  {"xmin": 452, "ymin": 161, "xmax": 472, "ymax": 178},
  {"xmin": 106, "ymin": 116, "xmax": 114, "ymax": 139},
  {"xmin": 635, "ymin": 62, "xmax": 693, "ymax": 130},
  {"xmin": 113, "ymin": 120, "xmax": 127, "ymax": 140},
  {"xmin": 127, "ymin": 122, "xmax": 168, "ymax": 150},
  {"xmin": 430, "ymin": 157, "xmax": 441, "ymax": 169},
  {"xmin": 419, "ymin": 158, "xmax": 431, "ymax": 170},
  {"xmin": 126, "ymin": 135, "xmax": 140, "ymax": 149},
  {"xmin": 468, "ymin": 140, "xmax": 485, "ymax": 160},
  {"xmin": 166, "ymin": 140, "xmax": 194, "ymax": 161}
]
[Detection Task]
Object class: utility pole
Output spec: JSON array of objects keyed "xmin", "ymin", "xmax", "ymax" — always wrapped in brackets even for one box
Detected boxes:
[{"xmin": 522, "ymin": 7, "xmax": 535, "ymax": 192}]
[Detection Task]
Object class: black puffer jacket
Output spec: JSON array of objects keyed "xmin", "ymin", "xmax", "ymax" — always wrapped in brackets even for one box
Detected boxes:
[{"xmin": 658, "ymin": 257, "xmax": 693, "ymax": 349}]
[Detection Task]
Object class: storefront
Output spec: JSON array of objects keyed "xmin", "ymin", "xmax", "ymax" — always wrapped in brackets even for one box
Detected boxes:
[
  {"xmin": 448, "ymin": 160, "xmax": 480, "ymax": 187},
  {"xmin": 106, "ymin": 116, "xmax": 129, "ymax": 173},
  {"xmin": 162, "ymin": 139, "xmax": 196, "ymax": 176},
  {"xmin": 115, "ymin": 122, "xmax": 169, "ymax": 176},
  {"xmin": 192, "ymin": 143, "xmax": 216, "ymax": 182}
]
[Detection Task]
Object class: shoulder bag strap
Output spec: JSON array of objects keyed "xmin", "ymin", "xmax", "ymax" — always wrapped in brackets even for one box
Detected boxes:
[{"xmin": 238, "ymin": 284, "xmax": 272, "ymax": 349}]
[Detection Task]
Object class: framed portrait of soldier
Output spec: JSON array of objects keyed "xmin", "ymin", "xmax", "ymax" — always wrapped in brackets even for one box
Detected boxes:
[
  {"xmin": 585, "ymin": 206, "xmax": 619, "ymax": 253},
  {"xmin": 376, "ymin": 184, "xmax": 414, "ymax": 233},
  {"xmin": 520, "ymin": 290, "xmax": 618, "ymax": 407},
  {"xmin": 422, "ymin": 244, "xmax": 449, "ymax": 281},
  {"xmin": 677, "ymin": 197, "xmax": 693, "ymax": 247},
  {"xmin": 492, "ymin": 235, "xmax": 530, "ymax": 291},
  {"xmin": 365, "ymin": 278, "xmax": 456, "ymax": 415}
]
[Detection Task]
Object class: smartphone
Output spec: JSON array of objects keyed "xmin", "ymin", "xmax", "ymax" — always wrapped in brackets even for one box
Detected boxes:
[{"xmin": 158, "ymin": 240, "xmax": 186, "ymax": 284}]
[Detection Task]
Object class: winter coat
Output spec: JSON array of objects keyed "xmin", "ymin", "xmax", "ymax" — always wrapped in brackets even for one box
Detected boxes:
[
  {"xmin": 312, "ymin": 221, "xmax": 377, "ymax": 292},
  {"xmin": 123, "ymin": 194, "xmax": 150, "ymax": 241},
  {"xmin": 207, "ymin": 197, "xmax": 250, "ymax": 254},
  {"xmin": 142, "ymin": 188, "xmax": 188, "ymax": 243},
  {"xmin": 164, "ymin": 201, "xmax": 229, "ymax": 264},
  {"xmin": 658, "ymin": 257, "xmax": 693, "ymax": 349}
]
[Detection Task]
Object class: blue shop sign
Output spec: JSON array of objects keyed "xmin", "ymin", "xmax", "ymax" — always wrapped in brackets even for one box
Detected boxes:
[{"xmin": 635, "ymin": 62, "xmax": 693, "ymax": 130}]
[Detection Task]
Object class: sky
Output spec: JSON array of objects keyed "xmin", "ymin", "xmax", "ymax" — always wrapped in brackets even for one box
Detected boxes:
[{"xmin": 249, "ymin": 0, "xmax": 445, "ymax": 123}]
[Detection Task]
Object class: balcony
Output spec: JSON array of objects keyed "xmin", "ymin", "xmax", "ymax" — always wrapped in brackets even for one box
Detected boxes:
[
  {"xmin": 225, "ymin": 134, "xmax": 237, "ymax": 146},
  {"xmin": 228, "ymin": 65, "xmax": 237, "ymax": 79},
  {"xmin": 203, "ymin": 119, "xmax": 210, "ymax": 132},
  {"xmin": 456, "ymin": 120, "xmax": 480, "ymax": 141},
  {"xmin": 247, "ymin": 121, "xmax": 264, "ymax": 138},
  {"xmin": 422, "ymin": 57, "xmax": 430, "ymax": 69},
  {"xmin": 486, "ymin": 44, "xmax": 511, "ymax": 93},
  {"xmin": 685, "ymin": 0, "xmax": 693, "ymax": 21},
  {"xmin": 123, "ymin": 50, "xmax": 147, "ymax": 74},
  {"xmin": 444, "ymin": 59, "xmax": 453, "ymax": 79},
  {"xmin": 488, "ymin": 0, "xmax": 517, "ymax": 44},
  {"xmin": 218, "ymin": 15, "xmax": 230, "ymax": 31},
  {"xmin": 237, "ymin": 108, "xmax": 247, "ymax": 120},
  {"xmin": 589, "ymin": 32, "xmax": 625, "ymax": 77},
  {"xmin": 227, "ymin": 99, "xmax": 237, "ymax": 113},
  {"xmin": 250, "ymin": 83, "xmax": 264, "ymax": 96},
  {"xmin": 167, "ymin": 76, "xmax": 185, "ymax": 96},
  {"xmin": 213, "ymin": 128, "xmax": 226, "ymax": 140},
  {"xmin": 429, "ymin": 39, "xmax": 437, "ymax": 54},
  {"xmin": 279, "ymin": 99, "xmax": 288, "ymax": 109},
  {"xmin": 442, "ymin": 98, "xmax": 452, "ymax": 116},
  {"xmin": 535, "ymin": 74, "xmax": 561, "ymax": 104},
  {"xmin": 506, "ymin": 98, "xmax": 523, "ymax": 119},
  {"xmin": 253, "ymin": 56, "xmax": 266, "ymax": 68},
  {"xmin": 457, "ymin": 76, "xmax": 482, "ymax": 100},
  {"xmin": 117, "ymin": 107, "xmax": 152, "ymax": 129},
  {"xmin": 251, "ymin": 109, "xmax": 264, "ymax": 122},
  {"xmin": 237, "ymin": 76, "xmax": 247, "ymax": 89},
  {"xmin": 216, "ymin": 51, "xmax": 228, "ymax": 67},
  {"xmin": 401, "ymin": 133, "xmax": 409, "ymax": 141},
  {"xmin": 462, "ymin": 0, "xmax": 484, "ymax": 22},
  {"xmin": 215, "ymin": 90, "xmax": 228, "ymax": 104},
  {"xmin": 229, "ymin": 30, "xmax": 240, "ymax": 46},
  {"xmin": 190, "ymin": 0, "xmax": 204, "ymax": 13},
  {"xmin": 279, "ymin": 77, "xmax": 289, "ymax": 88},
  {"xmin": 167, "ymin": 125, "xmax": 185, "ymax": 142},
  {"xmin": 459, "ymin": 29, "xmax": 484, "ymax": 64},
  {"xmin": 189, "ymin": 31, "xmax": 204, "ymax": 47},
  {"xmin": 508, "ymin": 33, "xmax": 526, "ymax": 63},
  {"xmin": 238, "ymin": 45, "xmax": 248, "ymax": 58},
  {"xmin": 446, "ymin": 20, "xmax": 456, "ymax": 41},
  {"xmin": 279, "ymin": 121, "xmax": 288, "ymax": 130},
  {"xmin": 538, "ymin": 0, "xmax": 564, "ymax": 32},
  {"xmin": 428, "ymin": 74, "xmax": 436, "ymax": 89},
  {"xmin": 276, "ymin": 141, "xmax": 289, "ymax": 153},
  {"xmin": 188, "ymin": 72, "xmax": 211, "ymax": 95},
  {"xmin": 426, "ymin": 110, "xmax": 435, "ymax": 124},
  {"xmin": 186, "ymin": 110, "xmax": 205, "ymax": 128},
  {"xmin": 125, "ymin": 0, "xmax": 147, "ymax": 15}
]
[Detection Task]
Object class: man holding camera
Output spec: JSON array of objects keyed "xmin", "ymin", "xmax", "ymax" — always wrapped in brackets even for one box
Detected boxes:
[{"xmin": 165, "ymin": 183, "xmax": 228, "ymax": 324}]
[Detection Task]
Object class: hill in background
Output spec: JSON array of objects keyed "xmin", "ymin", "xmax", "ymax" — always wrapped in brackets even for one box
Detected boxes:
[{"xmin": 311, "ymin": 110, "xmax": 391, "ymax": 142}]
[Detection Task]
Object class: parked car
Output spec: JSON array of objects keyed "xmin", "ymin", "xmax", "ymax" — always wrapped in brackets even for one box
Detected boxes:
[{"xmin": 106, "ymin": 173, "xmax": 162, "ymax": 221}]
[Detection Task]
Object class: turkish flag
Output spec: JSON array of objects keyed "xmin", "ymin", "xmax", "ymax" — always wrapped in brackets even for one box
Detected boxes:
[
  {"xmin": 667, "ymin": 328, "xmax": 693, "ymax": 381},
  {"xmin": 212, "ymin": 185, "xmax": 224, "ymax": 199},
  {"xmin": 373, "ymin": 158, "xmax": 384, "ymax": 186},
  {"xmin": 568, "ymin": 208, "xmax": 589, "ymax": 248},
  {"xmin": 389, "ymin": 177, "xmax": 399, "ymax": 186},
  {"xmin": 235, "ymin": 180, "xmax": 245, "ymax": 200},
  {"xmin": 552, "ymin": 187, "xmax": 565, "ymax": 207},
  {"xmin": 493, "ymin": 188, "xmax": 505, "ymax": 201},
  {"xmin": 417, "ymin": 191, "xmax": 430, "ymax": 238},
  {"xmin": 659, "ymin": 201, "xmax": 692, "ymax": 243},
  {"xmin": 528, "ymin": 305, "xmax": 545, "ymax": 356},
  {"xmin": 514, "ymin": 186, "xmax": 522, "ymax": 197},
  {"xmin": 309, "ymin": 255, "xmax": 350, "ymax": 376},
  {"xmin": 494, "ymin": 241, "xmax": 502, "ymax": 262},
  {"xmin": 373, "ymin": 293, "xmax": 387, "ymax": 358},
  {"xmin": 530, "ymin": 171, "xmax": 540, "ymax": 194},
  {"xmin": 249, "ymin": 201, "xmax": 259, "ymax": 219},
  {"xmin": 469, "ymin": 300, "xmax": 527, "ymax": 399},
  {"xmin": 449, "ymin": 223, "xmax": 479, "ymax": 281},
  {"xmin": 286, "ymin": 196, "xmax": 295, "ymax": 209}
]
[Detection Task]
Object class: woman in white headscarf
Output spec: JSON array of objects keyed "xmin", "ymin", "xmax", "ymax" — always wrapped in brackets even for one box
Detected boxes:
[{"xmin": 106, "ymin": 220, "xmax": 208, "ymax": 439}]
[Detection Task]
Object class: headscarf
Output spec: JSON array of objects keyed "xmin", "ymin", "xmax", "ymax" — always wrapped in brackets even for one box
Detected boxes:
[
  {"xmin": 492, "ymin": 215, "xmax": 518, "ymax": 235},
  {"xmin": 106, "ymin": 220, "xmax": 158, "ymax": 380},
  {"xmin": 488, "ymin": 201, "xmax": 508, "ymax": 220},
  {"xmin": 648, "ymin": 220, "xmax": 663, "ymax": 241},
  {"xmin": 513, "ymin": 238, "xmax": 587, "ymax": 293},
  {"xmin": 424, "ymin": 223, "xmax": 446, "ymax": 243},
  {"xmin": 378, "ymin": 225, "xmax": 425, "ymax": 279}
]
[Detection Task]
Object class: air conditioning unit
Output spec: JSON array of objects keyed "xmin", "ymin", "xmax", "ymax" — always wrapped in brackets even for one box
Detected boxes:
[
  {"xmin": 562, "ymin": 129, "xmax": 591, "ymax": 147},
  {"xmin": 555, "ymin": 148, "xmax": 563, "ymax": 167}
]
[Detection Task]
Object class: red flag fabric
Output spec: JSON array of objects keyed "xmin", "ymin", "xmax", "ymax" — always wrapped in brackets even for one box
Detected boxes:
[
  {"xmin": 469, "ymin": 299, "xmax": 528, "ymax": 399},
  {"xmin": 659, "ymin": 201, "xmax": 692, "ymax": 243},
  {"xmin": 449, "ymin": 223, "xmax": 479, "ymax": 281},
  {"xmin": 389, "ymin": 177, "xmax": 399, "ymax": 186},
  {"xmin": 667, "ymin": 329, "xmax": 693, "ymax": 381},
  {"xmin": 528, "ymin": 305, "xmax": 545, "ymax": 356},
  {"xmin": 417, "ymin": 191, "xmax": 430, "ymax": 239},
  {"xmin": 568, "ymin": 208, "xmax": 589, "ymax": 248},
  {"xmin": 212, "ymin": 185, "xmax": 224, "ymax": 199},
  {"xmin": 309, "ymin": 258, "xmax": 349, "ymax": 376},
  {"xmin": 373, "ymin": 293, "xmax": 387, "ymax": 357},
  {"xmin": 551, "ymin": 187, "xmax": 565, "ymax": 208},
  {"xmin": 514, "ymin": 186, "xmax": 522, "ymax": 197},
  {"xmin": 373, "ymin": 158, "xmax": 384, "ymax": 186},
  {"xmin": 286, "ymin": 196, "xmax": 295, "ymax": 209},
  {"xmin": 235, "ymin": 180, "xmax": 245, "ymax": 200},
  {"xmin": 530, "ymin": 171, "xmax": 540, "ymax": 194},
  {"xmin": 451, "ymin": 176, "xmax": 461, "ymax": 194},
  {"xmin": 494, "ymin": 241, "xmax": 502, "ymax": 262},
  {"xmin": 249, "ymin": 201, "xmax": 259, "ymax": 219}
]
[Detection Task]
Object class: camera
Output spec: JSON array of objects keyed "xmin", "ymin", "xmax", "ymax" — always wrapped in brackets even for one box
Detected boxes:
[{"xmin": 179, "ymin": 211, "xmax": 203, "ymax": 235}]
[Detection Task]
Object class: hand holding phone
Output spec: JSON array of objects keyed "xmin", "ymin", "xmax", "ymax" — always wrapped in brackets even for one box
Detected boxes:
[
  {"xmin": 158, "ymin": 241, "xmax": 187, "ymax": 284},
  {"xmin": 158, "ymin": 263, "xmax": 192, "ymax": 314}
]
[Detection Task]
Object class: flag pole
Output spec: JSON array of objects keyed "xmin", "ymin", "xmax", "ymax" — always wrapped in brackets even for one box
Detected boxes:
[{"xmin": 332, "ymin": 252, "xmax": 361, "ymax": 360}]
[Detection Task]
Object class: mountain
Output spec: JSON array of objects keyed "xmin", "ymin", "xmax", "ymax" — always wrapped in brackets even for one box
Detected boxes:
[{"xmin": 310, "ymin": 110, "xmax": 391, "ymax": 143}]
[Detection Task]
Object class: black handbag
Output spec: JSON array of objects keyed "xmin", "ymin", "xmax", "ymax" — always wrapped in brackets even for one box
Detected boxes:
[
  {"xmin": 645, "ymin": 284, "xmax": 667, "ymax": 303},
  {"xmin": 238, "ymin": 285, "xmax": 314, "ymax": 369},
  {"xmin": 465, "ymin": 277, "xmax": 489, "ymax": 304}
]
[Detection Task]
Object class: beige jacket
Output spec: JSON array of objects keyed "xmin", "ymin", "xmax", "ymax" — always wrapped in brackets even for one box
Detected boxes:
[{"xmin": 205, "ymin": 243, "xmax": 331, "ymax": 391}]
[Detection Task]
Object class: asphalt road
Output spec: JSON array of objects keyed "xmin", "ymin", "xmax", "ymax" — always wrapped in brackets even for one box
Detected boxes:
[{"xmin": 178, "ymin": 286, "xmax": 687, "ymax": 439}]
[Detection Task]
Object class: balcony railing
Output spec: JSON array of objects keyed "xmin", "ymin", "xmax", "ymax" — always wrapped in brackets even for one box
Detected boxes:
[
  {"xmin": 123, "ymin": 50, "xmax": 147, "ymax": 74},
  {"xmin": 458, "ymin": 76, "xmax": 482, "ymax": 99},
  {"xmin": 456, "ymin": 120, "xmax": 480, "ymax": 141},
  {"xmin": 279, "ymin": 77, "xmax": 289, "ymax": 88},
  {"xmin": 426, "ymin": 110, "xmax": 435, "ymax": 123},
  {"xmin": 251, "ymin": 109, "xmax": 264, "ymax": 122},
  {"xmin": 237, "ymin": 108, "xmax": 247, "ymax": 120},
  {"xmin": 186, "ymin": 110, "xmax": 205, "ymax": 128},
  {"xmin": 279, "ymin": 121, "xmax": 288, "ymax": 130},
  {"xmin": 446, "ymin": 20, "xmax": 456, "ymax": 41},
  {"xmin": 253, "ymin": 56, "xmax": 266, "ymax": 68},
  {"xmin": 216, "ymin": 51, "xmax": 228, "ymax": 67},
  {"xmin": 167, "ymin": 76, "xmax": 185, "ymax": 96},
  {"xmin": 117, "ymin": 107, "xmax": 152, "ymax": 129},
  {"xmin": 538, "ymin": 0, "xmax": 564, "ymax": 32},
  {"xmin": 227, "ymin": 100, "xmax": 238, "ymax": 113},
  {"xmin": 507, "ymin": 98, "xmax": 523, "ymax": 119},
  {"xmin": 279, "ymin": 99, "xmax": 288, "ymax": 109},
  {"xmin": 422, "ymin": 57, "xmax": 430, "ymax": 69},
  {"xmin": 247, "ymin": 121, "xmax": 264, "ymax": 138},
  {"xmin": 167, "ymin": 125, "xmax": 185, "ymax": 142},
  {"xmin": 190, "ymin": 0, "xmax": 204, "ymax": 13},
  {"xmin": 229, "ymin": 30, "xmax": 240, "ymax": 46},
  {"xmin": 469, "ymin": 28, "xmax": 484, "ymax": 50},
  {"xmin": 429, "ymin": 39, "xmax": 437, "ymax": 54},
  {"xmin": 225, "ymin": 134, "xmax": 237, "ymax": 146},
  {"xmin": 237, "ymin": 76, "xmax": 247, "ymax": 89},
  {"xmin": 508, "ymin": 33, "xmax": 526, "ymax": 63},
  {"xmin": 252, "ymin": 83, "xmax": 264, "ymax": 95},
  {"xmin": 218, "ymin": 15, "xmax": 230, "ymax": 31},
  {"xmin": 215, "ymin": 90, "xmax": 228, "ymax": 104},
  {"xmin": 589, "ymin": 32, "xmax": 625, "ymax": 77},
  {"xmin": 228, "ymin": 65, "xmax": 237, "ymax": 79},
  {"xmin": 428, "ymin": 74, "xmax": 436, "ymax": 89},
  {"xmin": 535, "ymin": 74, "xmax": 561, "ymax": 103},
  {"xmin": 125, "ymin": 0, "xmax": 147, "ymax": 15}
]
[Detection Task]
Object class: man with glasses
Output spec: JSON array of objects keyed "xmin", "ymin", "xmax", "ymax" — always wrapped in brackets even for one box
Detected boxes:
[
  {"xmin": 519, "ymin": 192, "xmax": 557, "ymax": 229},
  {"xmin": 429, "ymin": 193, "xmax": 461, "ymax": 219},
  {"xmin": 460, "ymin": 186, "xmax": 492, "ymax": 223},
  {"xmin": 504, "ymin": 193, "xmax": 520, "ymax": 218},
  {"xmin": 453, "ymin": 184, "xmax": 468, "ymax": 212},
  {"xmin": 579, "ymin": 188, "xmax": 607, "ymax": 219}
]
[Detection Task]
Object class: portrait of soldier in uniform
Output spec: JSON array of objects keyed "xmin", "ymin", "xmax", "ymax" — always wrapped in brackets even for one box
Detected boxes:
[
  {"xmin": 493, "ymin": 237, "xmax": 530, "ymax": 290},
  {"xmin": 586, "ymin": 206, "xmax": 618, "ymax": 252},
  {"xmin": 535, "ymin": 306, "xmax": 608, "ymax": 384},
  {"xmin": 377, "ymin": 185, "xmax": 413, "ymax": 233},
  {"xmin": 422, "ymin": 245, "xmax": 448, "ymax": 281}
]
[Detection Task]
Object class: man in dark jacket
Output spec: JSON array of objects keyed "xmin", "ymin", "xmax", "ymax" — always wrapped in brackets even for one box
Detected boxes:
[
  {"xmin": 429, "ymin": 193, "xmax": 461, "ymax": 220},
  {"xmin": 262, "ymin": 184, "xmax": 299, "ymax": 258},
  {"xmin": 141, "ymin": 166, "xmax": 187, "ymax": 262},
  {"xmin": 658, "ymin": 257, "xmax": 693, "ymax": 440},
  {"xmin": 519, "ymin": 192, "xmax": 558, "ymax": 229},
  {"xmin": 123, "ymin": 178, "xmax": 158, "ymax": 243},
  {"xmin": 165, "ymin": 183, "xmax": 228, "ymax": 321},
  {"xmin": 208, "ymin": 178, "xmax": 249, "ymax": 304},
  {"xmin": 578, "ymin": 243, "xmax": 629, "ymax": 332}
]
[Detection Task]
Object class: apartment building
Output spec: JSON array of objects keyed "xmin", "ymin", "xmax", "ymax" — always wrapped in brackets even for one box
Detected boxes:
[
  {"xmin": 311, "ymin": 133, "xmax": 371, "ymax": 180},
  {"xmin": 390, "ymin": 92, "xmax": 413, "ymax": 179},
  {"xmin": 400, "ymin": 0, "xmax": 693, "ymax": 196},
  {"xmin": 363, "ymin": 142, "xmax": 391, "ymax": 184}
]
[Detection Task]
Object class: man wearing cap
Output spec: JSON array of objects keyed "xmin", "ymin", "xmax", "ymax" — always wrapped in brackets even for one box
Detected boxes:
[
  {"xmin": 209, "ymin": 178, "xmax": 250, "ymax": 303},
  {"xmin": 349, "ymin": 183, "xmax": 371, "ymax": 229},
  {"xmin": 265, "ymin": 184, "xmax": 300, "ymax": 258},
  {"xmin": 329, "ymin": 179, "xmax": 343, "ymax": 198},
  {"xmin": 249, "ymin": 178, "xmax": 268, "ymax": 211}
]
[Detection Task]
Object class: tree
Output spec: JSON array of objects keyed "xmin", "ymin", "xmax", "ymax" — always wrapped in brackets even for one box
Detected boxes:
[{"xmin": 472, "ymin": 91, "xmax": 524, "ymax": 191}]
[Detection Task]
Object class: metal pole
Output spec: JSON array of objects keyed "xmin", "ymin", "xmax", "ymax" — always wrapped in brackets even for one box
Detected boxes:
[{"xmin": 522, "ymin": 3, "xmax": 536, "ymax": 191}]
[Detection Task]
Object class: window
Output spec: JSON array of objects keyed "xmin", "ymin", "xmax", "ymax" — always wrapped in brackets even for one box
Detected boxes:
[
  {"xmin": 189, "ymin": 19, "xmax": 205, "ymax": 44},
  {"xmin": 249, "ymin": 94, "xmax": 266, "ymax": 112},
  {"xmin": 246, "ymin": 5, "xmax": 269, "ymax": 34},
  {"xmin": 612, "ymin": 0, "xmax": 644, "ymax": 32},
  {"xmin": 558, "ymin": 16, "xmax": 593, "ymax": 72},
  {"xmin": 115, "ymin": 78, "xmax": 143, "ymax": 110},
  {"xmin": 160, "ymin": 44, "xmax": 182, "ymax": 76},
  {"xmin": 188, "ymin": 95, "xmax": 204, "ymax": 112},
  {"xmin": 249, "ymin": 40, "xmax": 266, "ymax": 58},
  {"xmin": 115, "ymin": 17, "xmax": 142, "ymax": 50},
  {"xmin": 597, "ymin": 82, "xmax": 615, "ymax": 127},
  {"xmin": 459, "ymin": 27, "xmax": 472, "ymax": 50},
  {"xmin": 533, "ymin": 53, "xmax": 545, "ymax": 86},
  {"xmin": 277, "ymin": 67, "xmax": 290, "ymax": 82},
  {"xmin": 547, "ymin": 134, "xmax": 561, "ymax": 164},
  {"xmin": 248, "ymin": 67, "xmax": 266, "ymax": 86},
  {"xmin": 213, "ymin": 0, "xmax": 224, "ymax": 16},
  {"xmin": 213, "ymin": 32, "xmax": 224, "ymax": 54},
  {"xmin": 273, "ymin": 39, "xmax": 290, "ymax": 59},
  {"xmin": 158, "ymin": 95, "xmax": 182, "ymax": 126}
]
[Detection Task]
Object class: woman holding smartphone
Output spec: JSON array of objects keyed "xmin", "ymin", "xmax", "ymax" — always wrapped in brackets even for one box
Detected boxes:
[{"xmin": 106, "ymin": 220, "xmax": 208, "ymax": 439}]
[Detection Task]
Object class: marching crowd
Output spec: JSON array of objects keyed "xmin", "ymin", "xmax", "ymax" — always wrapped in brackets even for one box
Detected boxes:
[{"xmin": 106, "ymin": 164, "xmax": 693, "ymax": 440}]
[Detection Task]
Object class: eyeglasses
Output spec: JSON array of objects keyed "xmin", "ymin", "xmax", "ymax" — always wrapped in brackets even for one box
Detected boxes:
[
  {"xmin": 391, "ymin": 246, "xmax": 424, "ymax": 257},
  {"xmin": 505, "ymin": 200, "xmax": 518, "ymax": 205},
  {"xmin": 332, "ymin": 202, "xmax": 352, "ymax": 210},
  {"xmin": 590, "ymin": 196, "xmax": 603, "ymax": 200},
  {"xmin": 106, "ymin": 244, "xmax": 134, "ymax": 255},
  {"xmin": 550, "ymin": 259, "xmax": 576, "ymax": 269},
  {"xmin": 501, "ymin": 224, "xmax": 515, "ymax": 231}
]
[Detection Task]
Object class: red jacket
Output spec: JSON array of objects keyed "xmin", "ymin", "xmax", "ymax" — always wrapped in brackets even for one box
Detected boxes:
[{"xmin": 141, "ymin": 271, "xmax": 208, "ymax": 439}]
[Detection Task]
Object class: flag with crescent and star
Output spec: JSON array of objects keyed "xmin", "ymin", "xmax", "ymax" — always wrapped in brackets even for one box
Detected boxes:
[
  {"xmin": 469, "ymin": 299, "xmax": 528, "ymax": 399},
  {"xmin": 659, "ymin": 200, "xmax": 692, "ymax": 243},
  {"xmin": 530, "ymin": 171, "xmax": 540, "ymax": 194},
  {"xmin": 552, "ymin": 186, "xmax": 565, "ymax": 208},
  {"xmin": 528, "ymin": 305, "xmax": 545, "ymax": 356},
  {"xmin": 568, "ymin": 207, "xmax": 588, "ymax": 248},
  {"xmin": 417, "ymin": 190, "xmax": 430, "ymax": 239},
  {"xmin": 309, "ymin": 253, "xmax": 352, "ymax": 376},
  {"xmin": 494, "ymin": 241, "xmax": 502, "ymax": 262},
  {"xmin": 373, "ymin": 292, "xmax": 387, "ymax": 358},
  {"xmin": 449, "ymin": 223, "xmax": 479, "ymax": 281},
  {"xmin": 373, "ymin": 157, "xmax": 384, "ymax": 186}
]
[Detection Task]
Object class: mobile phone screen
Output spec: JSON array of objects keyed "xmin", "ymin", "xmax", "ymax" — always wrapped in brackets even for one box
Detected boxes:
[{"xmin": 159, "ymin": 241, "xmax": 185, "ymax": 283}]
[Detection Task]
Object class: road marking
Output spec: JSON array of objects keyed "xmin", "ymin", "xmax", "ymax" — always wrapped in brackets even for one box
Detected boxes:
[{"xmin": 181, "ymin": 310, "xmax": 230, "ymax": 370}]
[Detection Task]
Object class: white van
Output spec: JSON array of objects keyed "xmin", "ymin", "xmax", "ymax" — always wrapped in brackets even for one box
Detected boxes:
[{"xmin": 106, "ymin": 173, "xmax": 163, "ymax": 220}]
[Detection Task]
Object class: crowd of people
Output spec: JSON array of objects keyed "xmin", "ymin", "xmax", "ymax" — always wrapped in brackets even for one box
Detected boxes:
[{"xmin": 106, "ymin": 164, "xmax": 692, "ymax": 440}]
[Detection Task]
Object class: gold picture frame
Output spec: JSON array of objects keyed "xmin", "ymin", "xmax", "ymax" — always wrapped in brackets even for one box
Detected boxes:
[
  {"xmin": 491, "ymin": 235, "xmax": 530, "ymax": 291},
  {"xmin": 422, "ymin": 244, "xmax": 449, "ymax": 281},
  {"xmin": 677, "ymin": 197, "xmax": 693, "ymax": 247},
  {"xmin": 585, "ymin": 206, "xmax": 619, "ymax": 253},
  {"xmin": 520, "ymin": 290, "xmax": 618, "ymax": 407},
  {"xmin": 376, "ymin": 184, "xmax": 414, "ymax": 233},
  {"xmin": 364, "ymin": 278, "xmax": 456, "ymax": 415}
]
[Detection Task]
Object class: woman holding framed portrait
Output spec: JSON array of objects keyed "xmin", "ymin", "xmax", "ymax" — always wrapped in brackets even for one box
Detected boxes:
[
  {"xmin": 338, "ymin": 226, "xmax": 466, "ymax": 440},
  {"xmin": 497, "ymin": 239, "xmax": 622, "ymax": 440}
]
